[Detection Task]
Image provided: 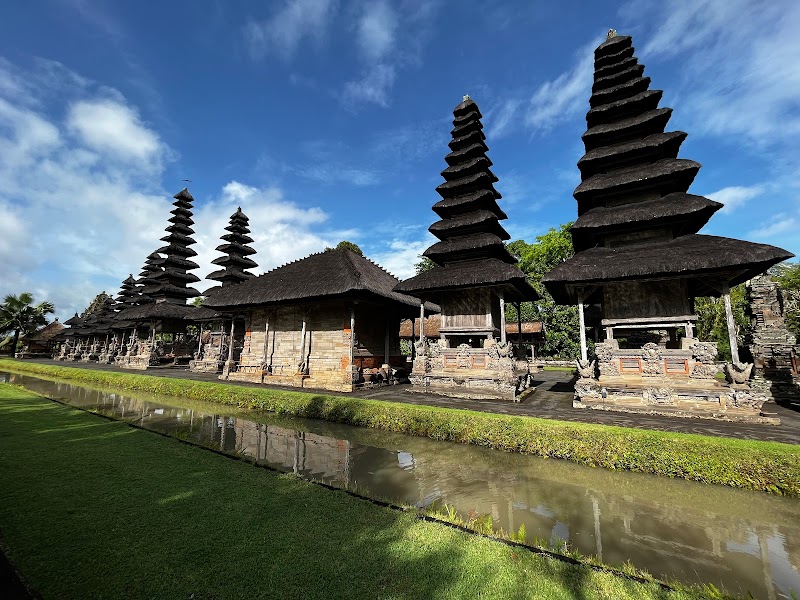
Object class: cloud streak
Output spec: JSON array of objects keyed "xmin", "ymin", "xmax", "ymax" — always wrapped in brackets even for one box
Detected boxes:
[{"xmin": 244, "ymin": 0, "xmax": 338, "ymax": 60}]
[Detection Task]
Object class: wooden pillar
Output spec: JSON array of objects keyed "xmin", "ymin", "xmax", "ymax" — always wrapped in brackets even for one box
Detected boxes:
[
  {"xmin": 578, "ymin": 293, "xmax": 588, "ymax": 362},
  {"xmin": 299, "ymin": 312, "xmax": 307, "ymax": 372},
  {"xmin": 384, "ymin": 317, "xmax": 391, "ymax": 366},
  {"xmin": 722, "ymin": 284, "xmax": 740, "ymax": 364},
  {"xmin": 349, "ymin": 306, "xmax": 356, "ymax": 382},
  {"xmin": 263, "ymin": 312, "xmax": 270, "ymax": 364},
  {"xmin": 499, "ymin": 292, "xmax": 506, "ymax": 344},
  {"xmin": 516, "ymin": 302, "xmax": 522, "ymax": 352},
  {"xmin": 197, "ymin": 322, "xmax": 204, "ymax": 355},
  {"xmin": 226, "ymin": 318, "xmax": 235, "ymax": 363},
  {"xmin": 419, "ymin": 302, "xmax": 425, "ymax": 343}
]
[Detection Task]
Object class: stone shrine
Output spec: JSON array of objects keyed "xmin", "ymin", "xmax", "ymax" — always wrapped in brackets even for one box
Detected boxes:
[
  {"xmin": 394, "ymin": 96, "xmax": 539, "ymax": 401},
  {"xmin": 542, "ymin": 32, "xmax": 793, "ymax": 422}
]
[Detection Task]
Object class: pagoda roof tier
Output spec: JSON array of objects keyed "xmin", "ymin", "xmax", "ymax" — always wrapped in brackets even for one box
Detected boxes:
[
  {"xmin": 155, "ymin": 244, "xmax": 198, "ymax": 258},
  {"xmin": 116, "ymin": 302, "xmax": 198, "ymax": 322},
  {"xmin": 543, "ymin": 234, "xmax": 793, "ymax": 304},
  {"xmin": 157, "ymin": 256, "xmax": 199, "ymax": 271},
  {"xmin": 450, "ymin": 119, "xmax": 483, "ymax": 139},
  {"xmin": 595, "ymin": 56, "xmax": 637, "ymax": 81},
  {"xmin": 586, "ymin": 89, "xmax": 662, "ymax": 128},
  {"xmin": 160, "ymin": 232, "xmax": 195, "ymax": 246},
  {"xmin": 594, "ymin": 34, "xmax": 632, "ymax": 59},
  {"xmin": 423, "ymin": 232, "xmax": 515, "ymax": 264},
  {"xmin": 429, "ymin": 210, "xmax": 510, "ymax": 240},
  {"xmin": 594, "ymin": 44, "xmax": 634, "ymax": 69},
  {"xmin": 575, "ymin": 158, "xmax": 700, "ymax": 213},
  {"xmin": 571, "ymin": 193, "xmax": 723, "ymax": 251},
  {"xmin": 211, "ymin": 254, "xmax": 258, "ymax": 269},
  {"xmin": 221, "ymin": 232, "xmax": 254, "ymax": 244},
  {"xmin": 206, "ymin": 268, "xmax": 254, "ymax": 285},
  {"xmin": 589, "ymin": 76, "xmax": 650, "ymax": 107},
  {"xmin": 205, "ymin": 248, "xmax": 430, "ymax": 315},
  {"xmin": 448, "ymin": 129, "xmax": 486, "ymax": 151},
  {"xmin": 214, "ymin": 242, "xmax": 257, "ymax": 256},
  {"xmin": 169, "ymin": 206, "xmax": 193, "ymax": 219},
  {"xmin": 435, "ymin": 171, "xmax": 499, "ymax": 198},
  {"xmin": 593, "ymin": 64, "xmax": 645, "ymax": 94},
  {"xmin": 445, "ymin": 141, "xmax": 489, "ymax": 166},
  {"xmin": 582, "ymin": 108, "xmax": 672, "ymax": 151},
  {"xmin": 395, "ymin": 259, "xmax": 538, "ymax": 302},
  {"xmin": 440, "ymin": 156, "xmax": 495, "ymax": 181},
  {"xmin": 167, "ymin": 215, "xmax": 195, "ymax": 228},
  {"xmin": 174, "ymin": 188, "xmax": 194, "ymax": 202},
  {"xmin": 577, "ymin": 131, "xmax": 686, "ymax": 178},
  {"xmin": 432, "ymin": 189, "xmax": 507, "ymax": 220},
  {"xmin": 64, "ymin": 313, "xmax": 82, "ymax": 326},
  {"xmin": 155, "ymin": 269, "xmax": 201, "ymax": 284},
  {"xmin": 224, "ymin": 222, "xmax": 250, "ymax": 233},
  {"xmin": 453, "ymin": 108, "xmax": 481, "ymax": 125}
]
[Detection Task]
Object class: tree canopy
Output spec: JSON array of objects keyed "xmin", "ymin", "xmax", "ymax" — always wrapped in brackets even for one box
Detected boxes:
[
  {"xmin": 773, "ymin": 261, "xmax": 800, "ymax": 337},
  {"xmin": 0, "ymin": 293, "xmax": 55, "ymax": 354},
  {"xmin": 330, "ymin": 240, "xmax": 363, "ymax": 256}
]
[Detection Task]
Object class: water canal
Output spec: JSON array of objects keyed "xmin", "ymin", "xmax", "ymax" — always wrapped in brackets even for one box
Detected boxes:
[{"xmin": 2, "ymin": 370, "xmax": 798, "ymax": 599}]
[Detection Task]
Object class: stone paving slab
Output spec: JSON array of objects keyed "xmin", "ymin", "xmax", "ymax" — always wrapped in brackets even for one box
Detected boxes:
[{"xmin": 9, "ymin": 359, "xmax": 800, "ymax": 445}]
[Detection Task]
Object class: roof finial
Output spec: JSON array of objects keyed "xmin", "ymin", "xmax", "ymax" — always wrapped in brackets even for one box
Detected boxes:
[
  {"xmin": 463, "ymin": 94, "xmax": 470, "ymax": 102},
  {"xmin": 607, "ymin": 28, "xmax": 617, "ymax": 39}
]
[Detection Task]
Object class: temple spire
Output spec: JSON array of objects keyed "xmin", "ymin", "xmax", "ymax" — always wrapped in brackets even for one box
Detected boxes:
[
  {"xmin": 148, "ymin": 188, "xmax": 201, "ymax": 303},
  {"xmin": 206, "ymin": 207, "xmax": 258, "ymax": 287}
]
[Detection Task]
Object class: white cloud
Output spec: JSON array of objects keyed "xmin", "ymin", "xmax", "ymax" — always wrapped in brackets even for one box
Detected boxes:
[
  {"xmin": 486, "ymin": 98, "xmax": 522, "ymax": 139},
  {"xmin": 369, "ymin": 235, "xmax": 435, "ymax": 280},
  {"xmin": 705, "ymin": 185, "xmax": 764, "ymax": 214},
  {"xmin": 524, "ymin": 38, "xmax": 599, "ymax": 134},
  {"xmin": 748, "ymin": 213, "xmax": 798, "ymax": 239},
  {"xmin": 356, "ymin": 0, "xmax": 397, "ymax": 62},
  {"xmin": 342, "ymin": 63, "xmax": 397, "ymax": 108},
  {"xmin": 66, "ymin": 99, "xmax": 168, "ymax": 171},
  {"xmin": 244, "ymin": 0, "xmax": 338, "ymax": 60}
]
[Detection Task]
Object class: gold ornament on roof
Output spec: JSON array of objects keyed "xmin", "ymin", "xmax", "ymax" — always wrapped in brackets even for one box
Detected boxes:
[{"xmin": 607, "ymin": 29, "xmax": 617, "ymax": 39}]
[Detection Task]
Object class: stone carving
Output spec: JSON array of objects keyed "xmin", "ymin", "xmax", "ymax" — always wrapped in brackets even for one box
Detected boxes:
[
  {"xmin": 690, "ymin": 341, "xmax": 718, "ymax": 364},
  {"xmin": 575, "ymin": 379, "xmax": 603, "ymax": 400},
  {"xmin": 641, "ymin": 342, "xmax": 664, "ymax": 376},
  {"xmin": 456, "ymin": 343, "xmax": 472, "ymax": 368},
  {"xmin": 724, "ymin": 362, "xmax": 754, "ymax": 385},
  {"xmin": 728, "ymin": 389, "xmax": 766, "ymax": 411},
  {"xmin": 643, "ymin": 387, "xmax": 674, "ymax": 405},
  {"xmin": 413, "ymin": 339, "xmax": 427, "ymax": 357},
  {"xmin": 428, "ymin": 341, "xmax": 441, "ymax": 358},
  {"xmin": 576, "ymin": 359, "xmax": 596, "ymax": 378}
]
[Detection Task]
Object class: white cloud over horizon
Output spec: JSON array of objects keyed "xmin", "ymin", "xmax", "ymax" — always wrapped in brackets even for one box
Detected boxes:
[{"xmin": 706, "ymin": 185, "xmax": 765, "ymax": 215}]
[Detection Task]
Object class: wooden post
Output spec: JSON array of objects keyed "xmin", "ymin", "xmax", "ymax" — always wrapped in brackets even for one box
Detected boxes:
[
  {"xmin": 384, "ymin": 317, "xmax": 391, "ymax": 366},
  {"xmin": 197, "ymin": 322, "xmax": 204, "ymax": 355},
  {"xmin": 499, "ymin": 292, "xmax": 506, "ymax": 344},
  {"xmin": 349, "ymin": 306, "xmax": 356, "ymax": 383},
  {"xmin": 263, "ymin": 312, "xmax": 270, "ymax": 364},
  {"xmin": 299, "ymin": 312, "xmax": 307, "ymax": 373},
  {"xmin": 516, "ymin": 302, "xmax": 522, "ymax": 352},
  {"xmin": 419, "ymin": 302, "xmax": 425, "ymax": 343},
  {"xmin": 578, "ymin": 294, "xmax": 588, "ymax": 362},
  {"xmin": 227, "ymin": 318, "xmax": 235, "ymax": 363},
  {"xmin": 722, "ymin": 284, "xmax": 740, "ymax": 364}
]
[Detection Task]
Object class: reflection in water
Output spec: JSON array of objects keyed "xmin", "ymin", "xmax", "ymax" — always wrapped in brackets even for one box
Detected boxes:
[{"xmin": 2, "ymin": 371, "xmax": 799, "ymax": 599}]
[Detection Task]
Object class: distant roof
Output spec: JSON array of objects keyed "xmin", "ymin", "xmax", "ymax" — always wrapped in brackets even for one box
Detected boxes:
[
  {"xmin": 24, "ymin": 321, "xmax": 65, "ymax": 342},
  {"xmin": 204, "ymin": 248, "xmax": 436, "ymax": 312}
]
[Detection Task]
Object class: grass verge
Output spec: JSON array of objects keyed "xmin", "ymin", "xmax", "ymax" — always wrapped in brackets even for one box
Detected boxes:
[
  {"xmin": 0, "ymin": 383, "xmax": 719, "ymax": 600},
  {"xmin": 2, "ymin": 358, "xmax": 800, "ymax": 497}
]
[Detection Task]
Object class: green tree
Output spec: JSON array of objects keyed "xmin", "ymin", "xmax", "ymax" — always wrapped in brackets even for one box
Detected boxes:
[
  {"xmin": 332, "ymin": 240, "xmax": 363, "ymax": 256},
  {"xmin": 693, "ymin": 285, "xmax": 748, "ymax": 362},
  {"xmin": 512, "ymin": 223, "xmax": 584, "ymax": 360},
  {"xmin": 191, "ymin": 296, "xmax": 205, "ymax": 307},
  {"xmin": 0, "ymin": 293, "xmax": 55, "ymax": 355},
  {"xmin": 413, "ymin": 256, "xmax": 436, "ymax": 275}
]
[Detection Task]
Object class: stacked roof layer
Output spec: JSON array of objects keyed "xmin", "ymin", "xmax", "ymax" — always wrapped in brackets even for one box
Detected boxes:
[
  {"xmin": 543, "ymin": 33, "xmax": 792, "ymax": 304},
  {"xmin": 207, "ymin": 207, "xmax": 258, "ymax": 287},
  {"xmin": 395, "ymin": 97, "xmax": 537, "ymax": 303}
]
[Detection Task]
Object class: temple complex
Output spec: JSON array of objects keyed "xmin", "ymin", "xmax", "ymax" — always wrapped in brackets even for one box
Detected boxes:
[
  {"xmin": 745, "ymin": 275, "xmax": 799, "ymax": 402},
  {"xmin": 542, "ymin": 31, "xmax": 794, "ymax": 422},
  {"xmin": 394, "ymin": 96, "xmax": 539, "ymax": 401},
  {"xmin": 189, "ymin": 207, "xmax": 258, "ymax": 374},
  {"xmin": 204, "ymin": 247, "xmax": 428, "ymax": 392}
]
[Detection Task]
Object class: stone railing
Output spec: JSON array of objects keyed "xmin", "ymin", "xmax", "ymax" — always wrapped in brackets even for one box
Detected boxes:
[{"xmin": 594, "ymin": 341, "xmax": 719, "ymax": 380}]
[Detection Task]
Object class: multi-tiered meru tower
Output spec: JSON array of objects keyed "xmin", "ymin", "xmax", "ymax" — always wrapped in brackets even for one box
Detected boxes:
[
  {"xmin": 207, "ymin": 207, "xmax": 258, "ymax": 288},
  {"xmin": 395, "ymin": 96, "xmax": 539, "ymax": 401},
  {"xmin": 543, "ymin": 31, "xmax": 793, "ymax": 422}
]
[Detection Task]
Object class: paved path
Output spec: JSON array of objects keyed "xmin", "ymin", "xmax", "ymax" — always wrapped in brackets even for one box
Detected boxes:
[{"xmin": 9, "ymin": 359, "xmax": 800, "ymax": 444}]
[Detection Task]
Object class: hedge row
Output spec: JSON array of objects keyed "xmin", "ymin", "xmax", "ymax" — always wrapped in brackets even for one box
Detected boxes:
[{"xmin": 3, "ymin": 359, "xmax": 799, "ymax": 497}]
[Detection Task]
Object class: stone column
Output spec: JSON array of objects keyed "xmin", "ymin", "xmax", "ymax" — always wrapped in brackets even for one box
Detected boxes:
[
  {"xmin": 722, "ymin": 284, "xmax": 740, "ymax": 364},
  {"xmin": 197, "ymin": 322, "xmax": 204, "ymax": 356},
  {"xmin": 299, "ymin": 312, "xmax": 307, "ymax": 373},
  {"xmin": 222, "ymin": 318, "xmax": 236, "ymax": 378},
  {"xmin": 419, "ymin": 302, "xmax": 425, "ymax": 343}
]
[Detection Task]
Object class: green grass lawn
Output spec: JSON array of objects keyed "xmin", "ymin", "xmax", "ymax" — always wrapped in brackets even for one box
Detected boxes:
[{"xmin": 0, "ymin": 383, "xmax": 716, "ymax": 600}]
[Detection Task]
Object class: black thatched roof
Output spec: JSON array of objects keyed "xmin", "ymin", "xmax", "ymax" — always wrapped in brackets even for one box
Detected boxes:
[
  {"xmin": 145, "ymin": 189, "xmax": 200, "ymax": 303},
  {"xmin": 543, "ymin": 234, "xmax": 793, "ymax": 303},
  {"xmin": 395, "ymin": 96, "xmax": 532, "ymax": 297},
  {"xmin": 205, "ymin": 248, "xmax": 433, "ymax": 313},
  {"xmin": 115, "ymin": 302, "xmax": 198, "ymax": 322},
  {"xmin": 206, "ymin": 208, "xmax": 258, "ymax": 288},
  {"xmin": 25, "ymin": 321, "xmax": 64, "ymax": 342},
  {"xmin": 545, "ymin": 31, "xmax": 793, "ymax": 305},
  {"xmin": 395, "ymin": 259, "xmax": 538, "ymax": 303},
  {"xmin": 64, "ymin": 313, "xmax": 82, "ymax": 326}
]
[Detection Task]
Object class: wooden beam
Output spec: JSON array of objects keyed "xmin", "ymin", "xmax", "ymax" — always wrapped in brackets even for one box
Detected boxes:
[{"xmin": 722, "ymin": 284, "xmax": 740, "ymax": 364}]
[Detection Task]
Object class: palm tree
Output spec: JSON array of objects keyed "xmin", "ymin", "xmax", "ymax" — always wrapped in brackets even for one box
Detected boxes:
[{"xmin": 0, "ymin": 293, "xmax": 55, "ymax": 356}]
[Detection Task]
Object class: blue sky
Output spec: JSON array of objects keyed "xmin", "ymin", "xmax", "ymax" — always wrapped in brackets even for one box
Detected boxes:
[{"xmin": 1, "ymin": 0, "xmax": 798, "ymax": 320}]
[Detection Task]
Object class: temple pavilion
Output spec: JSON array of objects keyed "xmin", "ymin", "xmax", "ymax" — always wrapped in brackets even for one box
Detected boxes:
[
  {"xmin": 542, "ymin": 31, "xmax": 793, "ymax": 421},
  {"xmin": 394, "ymin": 96, "xmax": 539, "ymax": 401},
  {"xmin": 204, "ymin": 247, "xmax": 431, "ymax": 392}
]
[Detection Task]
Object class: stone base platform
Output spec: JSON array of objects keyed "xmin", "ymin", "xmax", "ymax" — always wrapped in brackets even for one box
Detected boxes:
[
  {"xmin": 188, "ymin": 359, "xmax": 223, "ymax": 374},
  {"xmin": 409, "ymin": 369, "xmax": 532, "ymax": 402},
  {"xmin": 575, "ymin": 377, "xmax": 779, "ymax": 424}
]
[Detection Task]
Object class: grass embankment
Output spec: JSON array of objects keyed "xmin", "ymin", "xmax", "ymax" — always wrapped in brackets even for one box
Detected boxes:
[
  {"xmin": 0, "ymin": 384, "xmax": 708, "ymax": 600},
  {"xmin": 3, "ymin": 359, "xmax": 800, "ymax": 497}
]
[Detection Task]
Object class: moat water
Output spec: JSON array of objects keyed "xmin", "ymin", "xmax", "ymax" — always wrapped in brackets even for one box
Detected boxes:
[{"xmin": 2, "ymin": 370, "xmax": 799, "ymax": 599}]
